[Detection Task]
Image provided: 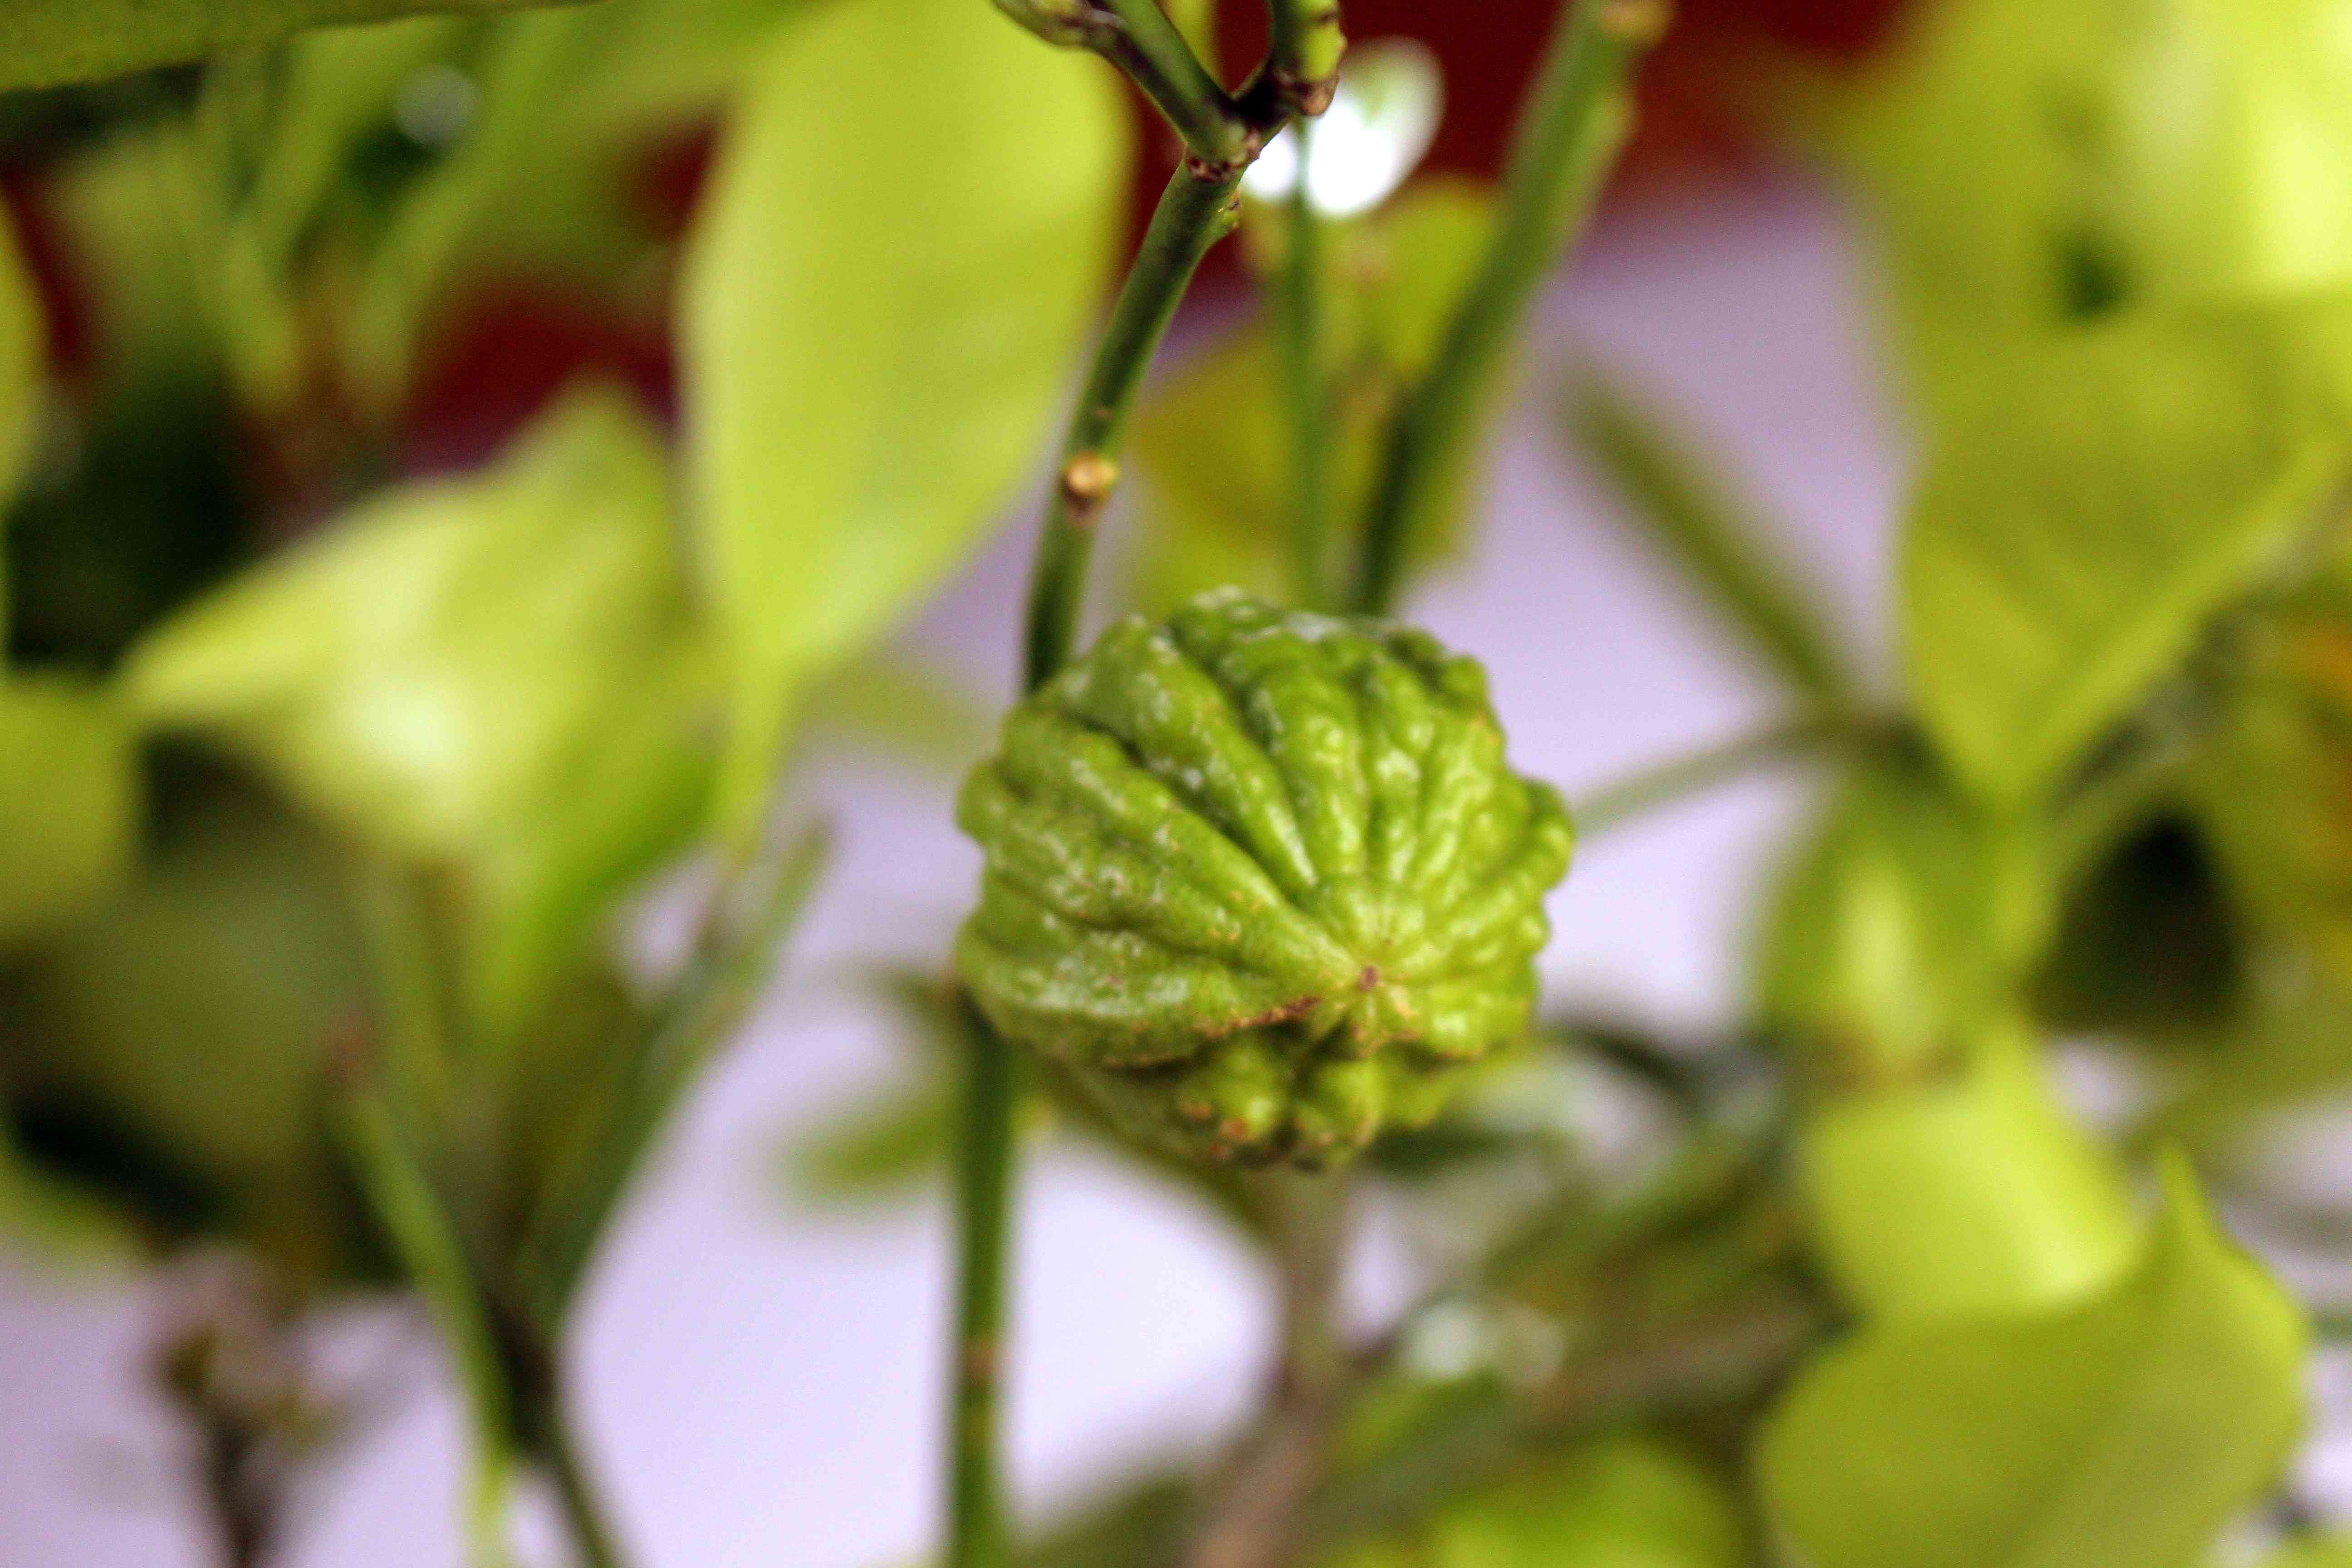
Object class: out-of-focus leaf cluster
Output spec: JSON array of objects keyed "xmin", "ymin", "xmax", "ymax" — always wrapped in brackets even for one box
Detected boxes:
[{"xmin": 0, "ymin": 0, "xmax": 1127, "ymax": 1338}]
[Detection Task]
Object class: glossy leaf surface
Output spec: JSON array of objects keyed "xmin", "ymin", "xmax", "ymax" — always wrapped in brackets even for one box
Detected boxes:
[{"xmin": 681, "ymin": 0, "xmax": 1126, "ymax": 841}]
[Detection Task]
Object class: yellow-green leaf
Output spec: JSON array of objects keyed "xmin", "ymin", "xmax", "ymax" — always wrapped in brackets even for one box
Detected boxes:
[
  {"xmin": 1903, "ymin": 297, "xmax": 2352, "ymax": 808},
  {"xmin": 0, "ymin": 0, "xmax": 551, "ymax": 96},
  {"xmin": 0, "ymin": 679, "xmax": 139, "ymax": 950},
  {"xmin": 0, "ymin": 206, "xmax": 45, "ymax": 537},
  {"xmin": 126, "ymin": 387, "xmax": 712, "ymax": 1035},
  {"xmin": 1799, "ymin": 1031, "xmax": 2140, "ymax": 1323},
  {"xmin": 1327, "ymin": 1436, "xmax": 1742, "ymax": 1568},
  {"xmin": 1759, "ymin": 1156, "xmax": 2308, "ymax": 1568},
  {"xmin": 1818, "ymin": 0, "xmax": 2352, "ymax": 423},
  {"xmin": 681, "ymin": 0, "xmax": 1127, "ymax": 842}
]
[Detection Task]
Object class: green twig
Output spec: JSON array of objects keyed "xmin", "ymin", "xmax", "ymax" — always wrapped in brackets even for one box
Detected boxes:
[
  {"xmin": 1573, "ymin": 711, "xmax": 1896, "ymax": 838},
  {"xmin": 518, "ymin": 826, "xmax": 831, "ymax": 1329},
  {"xmin": 542, "ymin": 1384, "xmax": 626, "ymax": 1568},
  {"xmin": 947, "ymin": 1006, "xmax": 1021, "ymax": 1568},
  {"xmin": 1276, "ymin": 124, "xmax": 1332, "ymax": 610},
  {"xmin": 340, "ymin": 1093, "xmax": 518, "ymax": 1568},
  {"xmin": 1097, "ymin": 0, "xmax": 1254, "ymax": 164},
  {"xmin": 1023, "ymin": 160, "xmax": 1251, "ymax": 689},
  {"xmin": 1265, "ymin": 0, "xmax": 1346, "ymax": 114},
  {"xmin": 1348, "ymin": 0, "xmax": 1669, "ymax": 616},
  {"xmin": 996, "ymin": 0, "xmax": 1252, "ymax": 165}
]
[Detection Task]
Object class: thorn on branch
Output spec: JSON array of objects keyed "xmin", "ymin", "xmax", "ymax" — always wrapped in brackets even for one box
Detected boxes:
[{"xmin": 1058, "ymin": 451, "xmax": 1120, "ymax": 528}]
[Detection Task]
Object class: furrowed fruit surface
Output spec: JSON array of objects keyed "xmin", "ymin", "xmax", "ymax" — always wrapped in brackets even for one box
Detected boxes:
[{"xmin": 957, "ymin": 589, "xmax": 1573, "ymax": 1166}]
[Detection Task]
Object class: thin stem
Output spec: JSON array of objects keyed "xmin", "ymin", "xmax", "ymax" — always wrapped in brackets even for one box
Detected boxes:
[
  {"xmin": 1265, "ymin": 0, "xmax": 1346, "ymax": 113},
  {"xmin": 1348, "ymin": 0, "xmax": 1669, "ymax": 615},
  {"xmin": 542, "ymin": 1390, "xmax": 627, "ymax": 1568},
  {"xmin": 946, "ymin": 1009, "xmax": 1020, "ymax": 1568},
  {"xmin": 1023, "ymin": 161, "xmax": 1250, "ymax": 689},
  {"xmin": 1094, "ymin": 0, "xmax": 1254, "ymax": 165},
  {"xmin": 1183, "ymin": 1173, "xmax": 1352, "ymax": 1568},
  {"xmin": 1266, "ymin": 1171, "xmax": 1351, "ymax": 1401},
  {"xmin": 517, "ymin": 827, "xmax": 829, "ymax": 1329},
  {"xmin": 1573, "ymin": 711, "xmax": 1895, "ymax": 838},
  {"xmin": 341, "ymin": 1093, "xmax": 518, "ymax": 1568},
  {"xmin": 1276, "ymin": 125, "xmax": 1332, "ymax": 610}
]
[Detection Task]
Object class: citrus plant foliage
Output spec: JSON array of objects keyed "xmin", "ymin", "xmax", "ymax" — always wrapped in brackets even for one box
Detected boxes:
[{"xmin": 3, "ymin": 0, "xmax": 2352, "ymax": 1566}]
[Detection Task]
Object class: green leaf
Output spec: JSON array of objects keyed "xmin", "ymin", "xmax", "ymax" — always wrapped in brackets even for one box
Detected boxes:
[
  {"xmin": 0, "ymin": 206, "xmax": 45, "ymax": 539},
  {"xmin": 680, "ymin": 0, "xmax": 1127, "ymax": 843},
  {"xmin": 1818, "ymin": 0, "xmax": 2352, "ymax": 422},
  {"xmin": 2260, "ymin": 1539, "xmax": 2352, "ymax": 1568},
  {"xmin": 0, "ymin": 678, "xmax": 140, "ymax": 949},
  {"xmin": 126, "ymin": 387, "xmax": 713, "ymax": 1037},
  {"xmin": 0, "ymin": 0, "xmax": 557, "ymax": 96},
  {"xmin": 1902, "ymin": 297, "xmax": 2352, "ymax": 809},
  {"xmin": 1571, "ymin": 374, "xmax": 1851, "ymax": 704},
  {"xmin": 1756, "ymin": 747, "xmax": 2047, "ymax": 1084},
  {"xmin": 1329, "ymin": 1435, "xmax": 1743, "ymax": 1568},
  {"xmin": 796, "ymin": 654, "xmax": 996, "ymax": 775},
  {"xmin": 1758, "ymin": 1156, "xmax": 2308, "ymax": 1568},
  {"xmin": 1, "ymin": 769, "xmax": 377, "ymax": 1283},
  {"xmin": 185, "ymin": 0, "xmax": 812, "ymax": 420},
  {"xmin": 1798, "ymin": 1031, "xmax": 2140, "ymax": 1323},
  {"xmin": 2190, "ymin": 574, "xmax": 2352, "ymax": 959}
]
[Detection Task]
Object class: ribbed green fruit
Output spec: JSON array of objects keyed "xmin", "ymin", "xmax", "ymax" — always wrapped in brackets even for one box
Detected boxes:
[{"xmin": 956, "ymin": 590, "xmax": 1573, "ymax": 1166}]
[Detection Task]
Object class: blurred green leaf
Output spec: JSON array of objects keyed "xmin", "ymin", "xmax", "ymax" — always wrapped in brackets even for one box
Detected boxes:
[
  {"xmin": 0, "ymin": 678, "xmax": 140, "ymax": 949},
  {"xmin": 1758, "ymin": 1156, "xmax": 2307, "ymax": 1568},
  {"xmin": 1132, "ymin": 180, "xmax": 1494, "ymax": 617},
  {"xmin": 0, "ymin": 763, "xmax": 377, "ymax": 1283},
  {"xmin": 1571, "ymin": 374, "xmax": 1851, "ymax": 704},
  {"xmin": 1326, "ymin": 1436, "xmax": 1741, "ymax": 1568},
  {"xmin": 1756, "ymin": 746, "xmax": 2043, "ymax": 1085},
  {"xmin": 186, "ymin": 0, "xmax": 808, "ymax": 420},
  {"xmin": 1819, "ymin": 0, "xmax": 2352, "ymax": 423},
  {"xmin": 1798, "ymin": 1031, "xmax": 2139, "ymax": 1323},
  {"xmin": 4, "ymin": 128, "xmax": 247, "ymax": 670},
  {"xmin": 681, "ymin": 0, "xmax": 1127, "ymax": 843},
  {"xmin": 2193, "ymin": 577, "xmax": 2352, "ymax": 960},
  {"xmin": 2260, "ymin": 1539, "xmax": 2352, "ymax": 1568},
  {"xmin": 188, "ymin": 16, "xmax": 475, "ymax": 414},
  {"xmin": 1902, "ymin": 297, "xmax": 2352, "ymax": 809},
  {"xmin": 0, "ymin": 206, "xmax": 45, "ymax": 541},
  {"xmin": 126, "ymin": 387, "xmax": 713, "ymax": 1038},
  {"xmin": 0, "ymin": 0, "xmax": 550, "ymax": 96}
]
